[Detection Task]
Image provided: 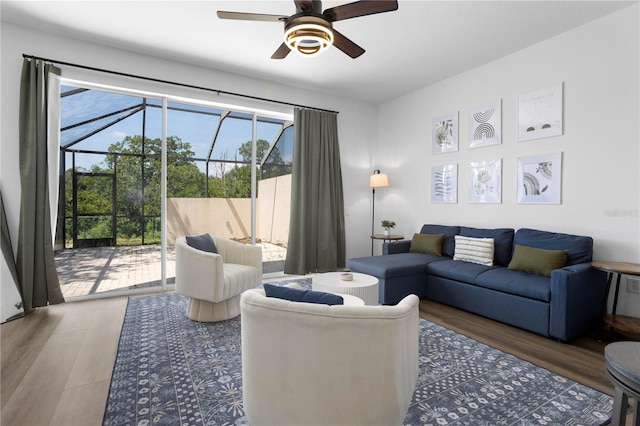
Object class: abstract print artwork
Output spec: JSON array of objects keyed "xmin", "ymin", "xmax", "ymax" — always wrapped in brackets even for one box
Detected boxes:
[
  {"xmin": 469, "ymin": 159, "xmax": 501, "ymax": 203},
  {"xmin": 518, "ymin": 83, "xmax": 563, "ymax": 141},
  {"xmin": 517, "ymin": 153, "xmax": 562, "ymax": 204},
  {"xmin": 431, "ymin": 164, "xmax": 457, "ymax": 203},
  {"xmin": 469, "ymin": 99, "xmax": 501, "ymax": 148},
  {"xmin": 432, "ymin": 112, "xmax": 459, "ymax": 154}
]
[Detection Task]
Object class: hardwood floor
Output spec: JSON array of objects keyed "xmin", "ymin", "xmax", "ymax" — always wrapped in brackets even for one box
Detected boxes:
[
  {"xmin": 1, "ymin": 295, "xmax": 128, "ymax": 426},
  {"xmin": 1, "ymin": 293, "xmax": 634, "ymax": 425}
]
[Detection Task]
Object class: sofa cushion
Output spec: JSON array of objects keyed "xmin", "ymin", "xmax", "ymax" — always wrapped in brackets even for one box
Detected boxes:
[
  {"xmin": 347, "ymin": 253, "xmax": 440, "ymax": 279},
  {"xmin": 508, "ymin": 244, "xmax": 568, "ymax": 277},
  {"xmin": 410, "ymin": 233, "xmax": 443, "ymax": 255},
  {"xmin": 427, "ymin": 259, "xmax": 496, "ymax": 284},
  {"xmin": 419, "ymin": 224, "xmax": 461, "ymax": 257},
  {"xmin": 513, "ymin": 228, "xmax": 593, "ymax": 265},
  {"xmin": 460, "ymin": 226, "xmax": 514, "ymax": 266},
  {"xmin": 453, "ymin": 236, "xmax": 494, "ymax": 266},
  {"xmin": 186, "ymin": 233, "xmax": 218, "ymax": 253},
  {"xmin": 475, "ymin": 268, "xmax": 552, "ymax": 302},
  {"xmin": 263, "ymin": 284, "xmax": 344, "ymax": 305}
]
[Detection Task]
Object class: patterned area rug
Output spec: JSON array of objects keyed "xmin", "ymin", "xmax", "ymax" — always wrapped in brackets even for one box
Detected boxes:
[{"xmin": 103, "ymin": 279, "xmax": 613, "ymax": 425}]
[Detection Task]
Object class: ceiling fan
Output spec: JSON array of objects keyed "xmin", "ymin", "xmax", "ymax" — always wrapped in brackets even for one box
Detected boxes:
[{"xmin": 217, "ymin": 0, "xmax": 398, "ymax": 59}]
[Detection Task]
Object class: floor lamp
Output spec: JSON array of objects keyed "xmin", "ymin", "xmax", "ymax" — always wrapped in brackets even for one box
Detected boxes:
[{"xmin": 370, "ymin": 169, "xmax": 389, "ymax": 255}]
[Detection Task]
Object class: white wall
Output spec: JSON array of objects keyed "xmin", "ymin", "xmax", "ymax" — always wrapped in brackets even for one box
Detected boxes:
[
  {"xmin": 377, "ymin": 4, "xmax": 640, "ymax": 317},
  {"xmin": 0, "ymin": 22, "xmax": 378, "ymax": 322}
]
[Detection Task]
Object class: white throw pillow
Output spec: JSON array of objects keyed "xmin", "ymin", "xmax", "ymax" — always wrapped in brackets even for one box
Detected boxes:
[{"xmin": 453, "ymin": 235, "xmax": 494, "ymax": 266}]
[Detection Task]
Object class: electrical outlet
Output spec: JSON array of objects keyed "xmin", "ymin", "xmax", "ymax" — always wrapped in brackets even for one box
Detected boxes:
[{"xmin": 627, "ymin": 278, "xmax": 640, "ymax": 294}]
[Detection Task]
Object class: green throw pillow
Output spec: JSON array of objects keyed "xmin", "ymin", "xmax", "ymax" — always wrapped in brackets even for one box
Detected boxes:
[
  {"xmin": 410, "ymin": 233, "xmax": 443, "ymax": 256},
  {"xmin": 507, "ymin": 244, "xmax": 568, "ymax": 277}
]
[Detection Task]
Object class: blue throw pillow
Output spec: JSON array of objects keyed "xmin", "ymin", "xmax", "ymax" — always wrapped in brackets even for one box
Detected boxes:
[
  {"xmin": 263, "ymin": 284, "xmax": 344, "ymax": 306},
  {"xmin": 185, "ymin": 234, "xmax": 218, "ymax": 253}
]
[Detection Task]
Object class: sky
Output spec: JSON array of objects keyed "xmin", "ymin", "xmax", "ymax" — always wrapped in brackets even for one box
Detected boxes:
[{"xmin": 60, "ymin": 85, "xmax": 292, "ymax": 174}]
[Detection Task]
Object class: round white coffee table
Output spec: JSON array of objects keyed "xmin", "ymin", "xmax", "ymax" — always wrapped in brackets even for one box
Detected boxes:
[
  {"xmin": 335, "ymin": 293, "xmax": 365, "ymax": 306},
  {"xmin": 312, "ymin": 272, "xmax": 379, "ymax": 305}
]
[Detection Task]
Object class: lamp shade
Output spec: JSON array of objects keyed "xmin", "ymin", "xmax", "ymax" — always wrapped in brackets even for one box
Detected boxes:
[{"xmin": 370, "ymin": 172, "xmax": 389, "ymax": 188}]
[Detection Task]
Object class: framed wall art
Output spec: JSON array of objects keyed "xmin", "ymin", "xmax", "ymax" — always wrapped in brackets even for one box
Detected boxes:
[
  {"xmin": 468, "ymin": 159, "xmax": 501, "ymax": 204},
  {"xmin": 517, "ymin": 152, "xmax": 562, "ymax": 204},
  {"xmin": 432, "ymin": 112, "xmax": 458, "ymax": 154},
  {"xmin": 469, "ymin": 99, "xmax": 501, "ymax": 149},
  {"xmin": 431, "ymin": 164, "xmax": 457, "ymax": 203},
  {"xmin": 518, "ymin": 83, "xmax": 563, "ymax": 142}
]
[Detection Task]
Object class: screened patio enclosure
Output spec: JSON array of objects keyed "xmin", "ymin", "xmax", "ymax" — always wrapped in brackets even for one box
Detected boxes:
[{"xmin": 55, "ymin": 84, "xmax": 293, "ymax": 299}]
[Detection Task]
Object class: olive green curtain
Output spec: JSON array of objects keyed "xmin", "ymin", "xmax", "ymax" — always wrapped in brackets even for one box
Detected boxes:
[
  {"xmin": 284, "ymin": 108, "xmax": 346, "ymax": 275},
  {"xmin": 1, "ymin": 191, "xmax": 20, "ymax": 297},
  {"xmin": 16, "ymin": 58, "xmax": 64, "ymax": 311}
]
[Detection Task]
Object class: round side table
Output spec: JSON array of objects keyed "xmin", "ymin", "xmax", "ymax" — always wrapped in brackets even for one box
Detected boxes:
[
  {"xmin": 604, "ymin": 341, "xmax": 640, "ymax": 425},
  {"xmin": 592, "ymin": 261, "xmax": 640, "ymax": 339},
  {"xmin": 370, "ymin": 234, "xmax": 404, "ymax": 256}
]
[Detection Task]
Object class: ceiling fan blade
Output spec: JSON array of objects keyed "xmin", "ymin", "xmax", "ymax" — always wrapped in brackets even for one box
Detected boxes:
[
  {"xmin": 271, "ymin": 43, "xmax": 292, "ymax": 59},
  {"xmin": 332, "ymin": 29, "xmax": 365, "ymax": 58},
  {"xmin": 217, "ymin": 11, "xmax": 288, "ymax": 22},
  {"xmin": 323, "ymin": 0, "xmax": 398, "ymax": 22}
]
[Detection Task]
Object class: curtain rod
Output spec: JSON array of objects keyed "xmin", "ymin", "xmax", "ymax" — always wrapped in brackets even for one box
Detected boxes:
[{"xmin": 23, "ymin": 54, "xmax": 339, "ymax": 115}]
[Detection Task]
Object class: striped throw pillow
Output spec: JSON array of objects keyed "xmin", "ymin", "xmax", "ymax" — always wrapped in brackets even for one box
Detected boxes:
[{"xmin": 453, "ymin": 235, "xmax": 494, "ymax": 266}]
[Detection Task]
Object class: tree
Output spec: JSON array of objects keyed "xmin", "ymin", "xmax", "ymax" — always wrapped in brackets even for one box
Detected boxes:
[
  {"xmin": 237, "ymin": 138, "xmax": 290, "ymax": 180},
  {"xmin": 238, "ymin": 139, "xmax": 272, "ymax": 163},
  {"xmin": 102, "ymin": 135, "xmax": 206, "ymax": 240},
  {"xmin": 224, "ymin": 165, "xmax": 252, "ymax": 198}
]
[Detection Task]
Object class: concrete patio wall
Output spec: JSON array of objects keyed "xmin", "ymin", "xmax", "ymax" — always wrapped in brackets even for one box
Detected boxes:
[
  {"xmin": 166, "ymin": 174, "xmax": 291, "ymax": 246},
  {"xmin": 257, "ymin": 174, "xmax": 291, "ymax": 247},
  {"xmin": 167, "ymin": 198, "xmax": 252, "ymax": 245}
]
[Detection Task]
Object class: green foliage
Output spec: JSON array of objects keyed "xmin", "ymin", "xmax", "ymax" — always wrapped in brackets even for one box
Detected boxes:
[
  {"xmin": 65, "ymin": 134, "xmax": 286, "ymax": 245},
  {"xmin": 381, "ymin": 220, "xmax": 396, "ymax": 229},
  {"xmin": 238, "ymin": 139, "xmax": 271, "ymax": 163},
  {"xmin": 224, "ymin": 165, "xmax": 253, "ymax": 198}
]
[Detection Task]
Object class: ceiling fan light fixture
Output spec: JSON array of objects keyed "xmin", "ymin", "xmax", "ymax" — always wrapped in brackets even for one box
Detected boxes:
[{"xmin": 284, "ymin": 18, "xmax": 333, "ymax": 57}]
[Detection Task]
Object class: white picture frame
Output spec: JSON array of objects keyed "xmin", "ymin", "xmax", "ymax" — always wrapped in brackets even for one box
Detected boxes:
[
  {"xmin": 431, "ymin": 164, "xmax": 457, "ymax": 203},
  {"xmin": 517, "ymin": 152, "xmax": 562, "ymax": 204},
  {"xmin": 468, "ymin": 159, "xmax": 502, "ymax": 204},
  {"xmin": 469, "ymin": 99, "xmax": 501, "ymax": 148},
  {"xmin": 518, "ymin": 83, "xmax": 563, "ymax": 142},
  {"xmin": 432, "ymin": 112, "xmax": 459, "ymax": 154}
]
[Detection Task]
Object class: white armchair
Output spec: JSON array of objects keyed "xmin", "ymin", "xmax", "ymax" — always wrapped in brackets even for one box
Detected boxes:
[
  {"xmin": 175, "ymin": 235, "xmax": 262, "ymax": 322},
  {"xmin": 240, "ymin": 287, "xmax": 420, "ymax": 426}
]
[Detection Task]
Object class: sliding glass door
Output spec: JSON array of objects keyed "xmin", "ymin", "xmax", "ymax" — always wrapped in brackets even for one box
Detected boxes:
[{"xmin": 56, "ymin": 82, "xmax": 292, "ymax": 299}]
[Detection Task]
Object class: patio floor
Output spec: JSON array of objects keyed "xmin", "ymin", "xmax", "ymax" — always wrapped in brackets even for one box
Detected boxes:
[{"xmin": 55, "ymin": 242, "xmax": 286, "ymax": 299}]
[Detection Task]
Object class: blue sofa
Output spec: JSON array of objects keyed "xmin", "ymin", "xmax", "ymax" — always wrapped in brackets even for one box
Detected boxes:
[{"xmin": 347, "ymin": 224, "xmax": 608, "ymax": 341}]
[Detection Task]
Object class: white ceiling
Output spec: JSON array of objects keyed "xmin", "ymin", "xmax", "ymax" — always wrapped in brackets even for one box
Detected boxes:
[{"xmin": 1, "ymin": 1, "xmax": 635, "ymax": 104}]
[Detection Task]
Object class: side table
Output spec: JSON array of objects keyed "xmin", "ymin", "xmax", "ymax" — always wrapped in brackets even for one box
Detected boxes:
[
  {"xmin": 592, "ymin": 261, "xmax": 640, "ymax": 339},
  {"xmin": 370, "ymin": 234, "xmax": 404, "ymax": 256},
  {"xmin": 604, "ymin": 341, "xmax": 640, "ymax": 425}
]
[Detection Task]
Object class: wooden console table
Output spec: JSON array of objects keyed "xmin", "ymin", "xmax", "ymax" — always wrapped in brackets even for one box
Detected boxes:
[
  {"xmin": 592, "ymin": 261, "xmax": 640, "ymax": 339},
  {"xmin": 370, "ymin": 234, "xmax": 403, "ymax": 255}
]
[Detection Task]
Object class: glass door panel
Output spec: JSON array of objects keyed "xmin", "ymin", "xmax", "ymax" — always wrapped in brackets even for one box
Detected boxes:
[{"xmin": 57, "ymin": 85, "xmax": 164, "ymax": 298}]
